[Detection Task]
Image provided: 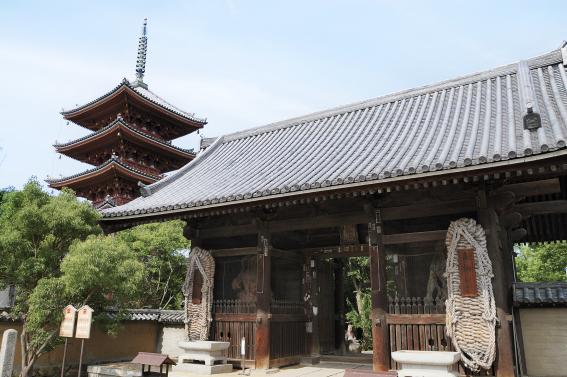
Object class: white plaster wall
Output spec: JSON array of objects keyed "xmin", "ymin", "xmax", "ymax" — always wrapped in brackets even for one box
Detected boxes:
[
  {"xmin": 520, "ymin": 308, "xmax": 567, "ymax": 377},
  {"xmin": 158, "ymin": 325, "xmax": 185, "ymax": 358}
]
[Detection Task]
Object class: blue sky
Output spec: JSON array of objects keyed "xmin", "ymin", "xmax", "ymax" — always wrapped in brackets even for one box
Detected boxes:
[{"xmin": 1, "ymin": 0, "xmax": 566, "ymax": 190}]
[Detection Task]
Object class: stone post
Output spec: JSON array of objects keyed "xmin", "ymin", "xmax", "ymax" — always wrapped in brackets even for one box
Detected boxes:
[{"xmin": 0, "ymin": 329, "xmax": 17, "ymax": 377}]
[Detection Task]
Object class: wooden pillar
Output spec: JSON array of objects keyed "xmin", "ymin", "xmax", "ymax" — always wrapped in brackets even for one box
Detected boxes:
[
  {"xmin": 477, "ymin": 190, "xmax": 515, "ymax": 377},
  {"xmin": 366, "ymin": 206, "xmax": 390, "ymax": 372},
  {"xmin": 304, "ymin": 255, "xmax": 320, "ymax": 357},
  {"xmin": 255, "ymin": 223, "xmax": 272, "ymax": 369},
  {"xmin": 334, "ymin": 259, "xmax": 346, "ymax": 354}
]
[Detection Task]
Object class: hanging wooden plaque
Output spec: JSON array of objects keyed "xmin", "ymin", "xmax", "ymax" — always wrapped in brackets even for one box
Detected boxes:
[
  {"xmin": 191, "ymin": 269, "xmax": 203, "ymax": 304},
  {"xmin": 458, "ymin": 248, "xmax": 478, "ymax": 297}
]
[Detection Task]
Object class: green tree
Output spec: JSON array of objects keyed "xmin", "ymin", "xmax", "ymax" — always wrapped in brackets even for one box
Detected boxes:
[
  {"xmin": 22, "ymin": 235, "xmax": 143, "ymax": 377},
  {"xmin": 116, "ymin": 220, "xmax": 189, "ymax": 309},
  {"xmin": 0, "ymin": 181, "xmax": 100, "ymax": 376},
  {"xmin": 345, "ymin": 290, "xmax": 372, "ymax": 350},
  {"xmin": 0, "ymin": 181, "xmax": 145, "ymax": 377},
  {"xmin": 345, "ymin": 257, "xmax": 372, "ymax": 349},
  {"xmin": 0, "ymin": 186, "xmax": 14, "ymax": 207},
  {"xmin": 0, "ymin": 180, "xmax": 101, "ymax": 310},
  {"xmin": 516, "ymin": 243, "xmax": 567, "ymax": 282},
  {"xmin": 345, "ymin": 257, "xmax": 370, "ymax": 318}
]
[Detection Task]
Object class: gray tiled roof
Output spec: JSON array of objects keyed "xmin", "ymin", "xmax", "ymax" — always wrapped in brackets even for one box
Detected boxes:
[
  {"xmin": 513, "ymin": 282, "xmax": 567, "ymax": 306},
  {"xmin": 47, "ymin": 155, "xmax": 161, "ymax": 185},
  {"xmin": 103, "ymin": 45, "xmax": 567, "ymax": 219},
  {"xmin": 62, "ymin": 79, "xmax": 207, "ymax": 125},
  {"xmin": 0, "ymin": 308, "xmax": 185, "ymax": 323},
  {"xmin": 54, "ymin": 117, "xmax": 195, "ymax": 156},
  {"xmin": 106, "ymin": 309, "xmax": 184, "ymax": 324},
  {"xmin": 132, "ymin": 85, "xmax": 207, "ymax": 124}
]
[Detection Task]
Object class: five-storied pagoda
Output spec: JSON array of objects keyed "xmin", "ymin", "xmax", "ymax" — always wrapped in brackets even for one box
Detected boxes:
[{"xmin": 47, "ymin": 20, "xmax": 206, "ymax": 209}]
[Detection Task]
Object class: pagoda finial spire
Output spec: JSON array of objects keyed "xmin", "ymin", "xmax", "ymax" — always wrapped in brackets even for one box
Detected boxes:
[{"xmin": 135, "ymin": 18, "xmax": 148, "ymax": 85}]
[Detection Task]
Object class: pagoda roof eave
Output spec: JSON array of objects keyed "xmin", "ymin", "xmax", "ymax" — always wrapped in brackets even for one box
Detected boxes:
[
  {"xmin": 47, "ymin": 157, "xmax": 160, "ymax": 189},
  {"xmin": 61, "ymin": 79, "xmax": 207, "ymax": 129},
  {"xmin": 54, "ymin": 118, "xmax": 196, "ymax": 160}
]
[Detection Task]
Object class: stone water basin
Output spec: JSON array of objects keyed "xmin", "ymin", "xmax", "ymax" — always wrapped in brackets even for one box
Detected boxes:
[
  {"xmin": 178, "ymin": 341, "xmax": 230, "ymax": 352},
  {"xmin": 173, "ymin": 341, "xmax": 232, "ymax": 375},
  {"xmin": 391, "ymin": 351, "xmax": 460, "ymax": 377}
]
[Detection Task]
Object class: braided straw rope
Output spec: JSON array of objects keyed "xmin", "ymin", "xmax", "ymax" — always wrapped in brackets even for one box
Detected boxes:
[
  {"xmin": 445, "ymin": 218, "xmax": 496, "ymax": 372},
  {"xmin": 182, "ymin": 247, "xmax": 215, "ymax": 341}
]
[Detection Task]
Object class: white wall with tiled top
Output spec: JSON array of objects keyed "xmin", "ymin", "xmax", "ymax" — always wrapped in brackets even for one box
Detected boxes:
[{"xmin": 158, "ymin": 325, "xmax": 185, "ymax": 358}]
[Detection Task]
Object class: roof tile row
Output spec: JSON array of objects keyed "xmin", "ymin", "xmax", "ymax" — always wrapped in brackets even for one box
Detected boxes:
[{"xmin": 513, "ymin": 282, "xmax": 567, "ymax": 306}]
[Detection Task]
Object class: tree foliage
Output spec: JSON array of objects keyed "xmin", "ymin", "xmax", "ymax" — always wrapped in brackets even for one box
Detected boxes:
[
  {"xmin": 516, "ymin": 243, "xmax": 567, "ymax": 282},
  {"xmin": 0, "ymin": 181, "xmax": 148, "ymax": 376},
  {"xmin": 344, "ymin": 257, "xmax": 372, "ymax": 350},
  {"xmin": 116, "ymin": 220, "xmax": 189, "ymax": 309},
  {"xmin": 0, "ymin": 185, "xmax": 14, "ymax": 210},
  {"xmin": 0, "ymin": 180, "xmax": 101, "ymax": 312}
]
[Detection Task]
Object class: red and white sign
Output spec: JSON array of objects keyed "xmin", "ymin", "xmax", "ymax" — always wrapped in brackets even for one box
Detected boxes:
[
  {"xmin": 59, "ymin": 305, "xmax": 77, "ymax": 338},
  {"xmin": 75, "ymin": 305, "xmax": 94, "ymax": 339}
]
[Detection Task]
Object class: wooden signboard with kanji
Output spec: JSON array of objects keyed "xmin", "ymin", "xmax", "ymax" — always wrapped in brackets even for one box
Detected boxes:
[
  {"xmin": 59, "ymin": 305, "xmax": 77, "ymax": 338},
  {"xmin": 75, "ymin": 305, "xmax": 94, "ymax": 339},
  {"xmin": 458, "ymin": 248, "xmax": 478, "ymax": 297}
]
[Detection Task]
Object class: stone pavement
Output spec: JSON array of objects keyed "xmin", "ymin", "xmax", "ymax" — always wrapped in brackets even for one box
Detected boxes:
[
  {"xmin": 265, "ymin": 362, "xmax": 372, "ymax": 377},
  {"xmin": 88, "ymin": 361, "xmax": 373, "ymax": 377}
]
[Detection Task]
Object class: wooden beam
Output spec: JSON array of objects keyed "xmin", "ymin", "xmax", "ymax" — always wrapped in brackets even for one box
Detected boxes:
[
  {"xmin": 210, "ymin": 247, "xmax": 257, "ymax": 257},
  {"xmin": 382, "ymin": 230, "xmax": 447, "ymax": 245},
  {"xmin": 306, "ymin": 244, "xmax": 369, "ymax": 258},
  {"xmin": 498, "ymin": 178, "xmax": 560, "ymax": 198},
  {"xmin": 309, "ymin": 250, "xmax": 369, "ymax": 259},
  {"xmin": 268, "ymin": 313, "xmax": 306, "ymax": 322},
  {"xmin": 271, "ymin": 249, "xmax": 304, "ymax": 262},
  {"xmin": 199, "ymin": 223, "xmax": 256, "ymax": 239},
  {"xmin": 381, "ymin": 198, "xmax": 475, "ymax": 221},
  {"xmin": 198, "ymin": 198, "xmax": 476, "ymax": 239},
  {"xmin": 211, "ymin": 247, "xmax": 302, "ymax": 261},
  {"xmin": 214, "ymin": 313, "xmax": 256, "ymax": 322},
  {"xmin": 386, "ymin": 314, "xmax": 445, "ymax": 325},
  {"xmin": 516, "ymin": 200, "xmax": 567, "ymax": 216}
]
